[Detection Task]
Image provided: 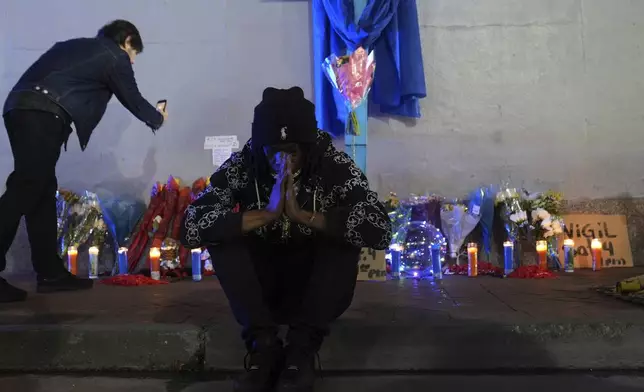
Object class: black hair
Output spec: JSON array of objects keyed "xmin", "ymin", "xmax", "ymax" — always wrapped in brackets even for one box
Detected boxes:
[{"xmin": 97, "ymin": 20, "xmax": 144, "ymax": 53}]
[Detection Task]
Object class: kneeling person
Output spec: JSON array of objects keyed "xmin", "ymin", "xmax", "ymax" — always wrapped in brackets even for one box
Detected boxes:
[{"xmin": 181, "ymin": 87, "xmax": 391, "ymax": 392}]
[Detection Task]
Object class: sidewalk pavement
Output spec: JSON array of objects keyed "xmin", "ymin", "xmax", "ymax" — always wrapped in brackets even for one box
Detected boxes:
[
  {"xmin": 1, "ymin": 268, "xmax": 643, "ymax": 372},
  {"xmin": 4, "ymin": 375, "xmax": 644, "ymax": 392}
]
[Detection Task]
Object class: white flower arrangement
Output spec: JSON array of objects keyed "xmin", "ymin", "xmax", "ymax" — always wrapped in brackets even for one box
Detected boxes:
[
  {"xmin": 509, "ymin": 211, "xmax": 528, "ymax": 224},
  {"xmin": 527, "ymin": 194, "xmax": 565, "ymax": 240}
]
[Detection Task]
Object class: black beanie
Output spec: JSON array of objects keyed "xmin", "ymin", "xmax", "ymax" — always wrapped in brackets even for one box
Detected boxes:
[{"xmin": 251, "ymin": 87, "xmax": 318, "ymax": 148}]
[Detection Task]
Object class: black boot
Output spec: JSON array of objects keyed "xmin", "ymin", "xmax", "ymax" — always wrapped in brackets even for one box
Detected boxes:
[
  {"xmin": 277, "ymin": 329, "xmax": 322, "ymax": 392},
  {"xmin": 37, "ymin": 269, "xmax": 94, "ymax": 293},
  {"xmin": 234, "ymin": 333, "xmax": 284, "ymax": 392},
  {"xmin": 0, "ymin": 277, "xmax": 27, "ymax": 303}
]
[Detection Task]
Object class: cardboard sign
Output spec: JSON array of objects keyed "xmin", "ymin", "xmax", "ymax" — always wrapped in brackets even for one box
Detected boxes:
[
  {"xmin": 357, "ymin": 248, "xmax": 387, "ymax": 281},
  {"xmin": 557, "ymin": 214, "xmax": 633, "ymax": 268}
]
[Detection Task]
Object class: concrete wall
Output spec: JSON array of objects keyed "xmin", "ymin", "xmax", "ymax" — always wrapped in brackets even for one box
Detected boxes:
[
  {"xmin": 0, "ymin": 0, "xmax": 315, "ymax": 200},
  {"xmin": 370, "ymin": 0, "xmax": 644, "ymax": 200},
  {"xmin": 2, "ymin": 0, "xmax": 644, "ymax": 271}
]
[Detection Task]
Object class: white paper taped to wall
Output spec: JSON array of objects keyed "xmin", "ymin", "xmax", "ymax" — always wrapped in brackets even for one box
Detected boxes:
[
  {"xmin": 212, "ymin": 147, "xmax": 233, "ymax": 167},
  {"xmin": 204, "ymin": 135, "xmax": 239, "ymax": 150},
  {"xmin": 205, "ymin": 135, "xmax": 240, "ymax": 167}
]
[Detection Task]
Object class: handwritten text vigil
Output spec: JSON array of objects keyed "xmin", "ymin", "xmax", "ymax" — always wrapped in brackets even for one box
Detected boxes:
[{"xmin": 557, "ymin": 214, "xmax": 633, "ymax": 268}]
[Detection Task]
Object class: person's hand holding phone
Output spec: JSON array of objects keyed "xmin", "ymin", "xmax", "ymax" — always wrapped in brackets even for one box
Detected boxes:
[{"xmin": 156, "ymin": 100, "xmax": 168, "ymax": 122}]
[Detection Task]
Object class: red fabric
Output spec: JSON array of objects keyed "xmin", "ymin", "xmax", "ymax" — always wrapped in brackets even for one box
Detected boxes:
[
  {"xmin": 508, "ymin": 265, "xmax": 556, "ymax": 279},
  {"xmin": 448, "ymin": 262, "xmax": 502, "ymax": 277},
  {"xmin": 171, "ymin": 187, "xmax": 192, "ymax": 240},
  {"xmin": 191, "ymin": 178, "xmax": 207, "ymax": 200},
  {"xmin": 100, "ymin": 275, "xmax": 170, "ymax": 286},
  {"xmin": 151, "ymin": 176, "xmax": 181, "ymax": 248},
  {"xmin": 128, "ymin": 186, "xmax": 166, "ymax": 271}
]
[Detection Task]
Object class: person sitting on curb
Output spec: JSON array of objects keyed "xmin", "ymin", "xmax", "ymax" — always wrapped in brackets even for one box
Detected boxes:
[{"xmin": 181, "ymin": 86, "xmax": 392, "ymax": 392}]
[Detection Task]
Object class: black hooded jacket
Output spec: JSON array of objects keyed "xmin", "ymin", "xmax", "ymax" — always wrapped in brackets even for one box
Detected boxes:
[{"xmin": 180, "ymin": 131, "xmax": 392, "ymax": 250}]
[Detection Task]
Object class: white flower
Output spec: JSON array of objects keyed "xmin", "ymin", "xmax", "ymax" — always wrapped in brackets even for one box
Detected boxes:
[
  {"xmin": 541, "ymin": 217, "xmax": 552, "ymax": 228},
  {"xmin": 496, "ymin": 192, "xmax": 506, "ymax": 203},
  {"xmin": 510, "ymin": 210, "xmax": 527, "ymax": 223},
  {"xmin": 532, "ymin": 208, "xmax": 550, "ymax": 221},
  {"xmin": 554, "ymin": 227, "xmax": 563, "ymax": 235},
  {"xmin": 544, "ymin": 230, "xmax": 555, "ymax": 238}
]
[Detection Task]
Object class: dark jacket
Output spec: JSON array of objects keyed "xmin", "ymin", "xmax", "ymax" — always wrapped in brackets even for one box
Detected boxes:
[
  {"xmin": 180, "ymin": 131, "xmax": 392, "ymax": 250},
  {"xmin": 3, "ymin": 37, "xmax": 163, "ymax": 150}
]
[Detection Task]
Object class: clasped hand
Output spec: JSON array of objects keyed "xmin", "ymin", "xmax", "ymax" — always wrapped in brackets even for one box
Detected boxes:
[{"xmin": 265, "ymin": 154, "xmax": 307, "ymax": 223}]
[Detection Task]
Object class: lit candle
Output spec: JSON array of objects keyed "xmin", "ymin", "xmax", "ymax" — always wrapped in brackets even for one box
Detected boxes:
[
  {"xmin": 389, "ymin": 245, "xmax": 402, "ymax": 280},
  {"xmin": 191, "ymin": 248, "xmax": 202, "ymax": 282},
  {"xmin": 431, "ymin": 243, "xmax": 442, "ymax": 280},
  {"xmin": 467, "ymin": 243, "xmax": 478, "ymax": 277},
  {"xmin": 118, "ymin": 247, "xmax": 128, "ymax": 275},
  {"xmin": 88, "ymin": 246, "xmax": 99, "ymax": 279},
  {"xmin": 536, "ymin": 240, "xmax": 548, "ymax": 271},
  {"xmin": 67, "ymin": 246, "xmax": 78, "ymax": 275},
  {"xmin": 591, "ymin": 238, "xmax": 602, "ymax": 271},
  {"xmin": 150, "ymin": 247, "xmax": 161, "ymax": 280},
  {"xmin": 563, "ymin": 239, "xmax": 575, "ymax": 273},
  {"xmin": 503, "ymin": 241, "xmax": 514, "ymax": 277}
]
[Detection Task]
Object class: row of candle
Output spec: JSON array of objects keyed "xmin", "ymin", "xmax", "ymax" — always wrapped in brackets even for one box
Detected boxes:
[
  {"xmin": 391, "ymin": 237, "xmax": 606, "ymax": 280},
  {"xmin": 501, "ymin": 237, "xmax": 603, "ymax": 276},
  {"xmin": 66, "ymin": 246, "xmax": 205, "ymax": 281}
]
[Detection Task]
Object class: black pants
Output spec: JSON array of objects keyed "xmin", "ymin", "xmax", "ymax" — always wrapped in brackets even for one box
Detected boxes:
[
  {"xmin": 0, "ymin": 110, "xmax": 70, "ymax": 277},
  {"xmin": 209, "ymin": 238, "xmax": 361, "ymax": 349}
]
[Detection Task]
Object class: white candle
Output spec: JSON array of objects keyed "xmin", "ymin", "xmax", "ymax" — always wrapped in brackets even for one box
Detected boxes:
[{"xmin": 88, "ymin": 246, "xmax": 99, "ymax": 279}]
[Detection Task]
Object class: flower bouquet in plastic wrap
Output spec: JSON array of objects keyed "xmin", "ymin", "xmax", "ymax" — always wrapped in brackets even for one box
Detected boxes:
[
  {"xmin": 440, "ymin": 199, "xmax": 481, "ymax": 266},
  {"xmin": 61, "ymin": 191, "xmax": 104, "ymax": 255},
  {"xmin": 495, "ymin": 185, "xmax": 528, "ymax": 245},
  {"xmin": 57, "ymin": 191, "xmax": 113, "ymax": 277},
  {"xmin": 56, "ymin": 189, "xmax": 80, "ymax": 253},
  {"xmin": 495, "ymin": 184, "xmax": 560, "ymax": 278},
  {"xmin": 322, "ymin": 46, "xmax": 375, "ymax": 136},
  {"xmin": 95, "ymin": 192, "xmax": 147, "ymax": 275}
]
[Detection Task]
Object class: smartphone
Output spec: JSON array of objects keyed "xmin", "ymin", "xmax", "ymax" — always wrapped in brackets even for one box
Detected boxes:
[{"xmin": 156, "ymin": 99, "xmax": 167, "ymax": 112}]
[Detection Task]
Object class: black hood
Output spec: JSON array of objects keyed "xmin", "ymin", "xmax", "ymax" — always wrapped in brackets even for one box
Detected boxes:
[{"xmin": 251, "ymin": 86, "xmax": 318, "ymax": 148}]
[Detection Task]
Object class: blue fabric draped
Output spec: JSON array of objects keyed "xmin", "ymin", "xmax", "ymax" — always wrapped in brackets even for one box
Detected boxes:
[{"xmin": 313, "ymin": 0, "xmax": 427, "ymax": 136}]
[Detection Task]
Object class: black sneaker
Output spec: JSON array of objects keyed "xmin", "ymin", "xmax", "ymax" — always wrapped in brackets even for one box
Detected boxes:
[
  {"xmin": 277, "ymin": 343, "xmax": 318, "ymax": 392},
  {"xmin": 0, "ymin": 277, "xmax": 27, "ymax": 303},
  {"xmin": 36, "ymin": 271, "xmax": 94, "ymax": 293},
  {"xmin": 234, "ymin": 335, "xmax": 284, "ymax": 392}
]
